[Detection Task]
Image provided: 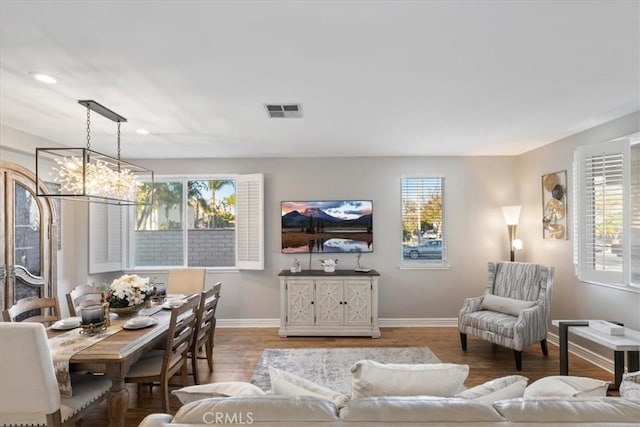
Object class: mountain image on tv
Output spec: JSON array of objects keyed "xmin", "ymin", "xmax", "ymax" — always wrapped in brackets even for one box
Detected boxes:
[{"xmin": 281, "ymin": 200, "xmax": 373, "ymax": 253}]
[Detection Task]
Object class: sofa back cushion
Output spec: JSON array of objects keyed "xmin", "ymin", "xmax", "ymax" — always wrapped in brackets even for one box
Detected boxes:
[
  {"xmin": 341, "ymin": 396, "xmax": 505, "ymax": 422},
  {"xmin": 351, "ymin": 361, "xmax": 468, "ymax": 399},
  {"xmin": 493, "ymin": 397, "xmax": 640, "ymax": 423},
  {"xmin": 172, "ymin": 396, "xmax": 339, "ymax": 424}
]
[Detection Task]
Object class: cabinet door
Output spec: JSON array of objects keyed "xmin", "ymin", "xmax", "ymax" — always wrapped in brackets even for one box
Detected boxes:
[
  {"xmin": 344, "ymin": 280, "xmax": 372, "ymax": 326},
  {"xmin": 315, "ymin": 280, "xmax": 343, "ymax": 326},
  {"xmin": 286, "ymin": 280, "xmax": 314, "ymax": 325}
]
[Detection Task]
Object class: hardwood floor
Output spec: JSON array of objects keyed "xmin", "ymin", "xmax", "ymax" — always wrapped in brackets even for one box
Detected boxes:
[{"xmin": 84, "ymin": 327, "xmax": 613, "ymax": 426}]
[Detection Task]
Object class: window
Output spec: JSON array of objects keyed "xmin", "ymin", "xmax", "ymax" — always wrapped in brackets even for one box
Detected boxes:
[
  {"xmin": 401, "ymin": 177, "xmax": 446, "ymax": 266},
  {"xmin": 127, "ymin": 174, "xmax": 262, "ymax": 270},
  {"xmin": 574, "ymin": 133, "xmax": 639, "ymax": 288}
]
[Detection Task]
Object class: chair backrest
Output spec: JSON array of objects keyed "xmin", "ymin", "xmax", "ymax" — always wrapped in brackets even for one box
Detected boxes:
[
  {"xmin": 66, "ymin": 284, "xmax": 105, "ymax": 317},
  {"xmin": 193, "ymin": 282, "xmax": 222, "ymax": 352},
  {"xmin": 2, "ymin": 296, "xmax": 60, "ymax": 325},
  {"xmin": 162, "ymin": 293, "xmax": 201, "ymax": 380},
  {"xmin": 167, "ymin": 268, "xmax": 206, "ymax": 295},
  {"xmin": 487, "ymin": 261, "xmax": 554, "ymax": 314},
  {"xmin": 0, "ymin": 323, "xmax": 61, "ymax": 426}
]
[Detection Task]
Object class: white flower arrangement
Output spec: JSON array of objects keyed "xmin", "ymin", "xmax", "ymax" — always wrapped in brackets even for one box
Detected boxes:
[
  {"xmin": 319, "ymin": 259, "xmax": 338, "ymax": 267},
  {"xmin": 108, "ymin": 274, "xmax": 153, "ymax": 308}
]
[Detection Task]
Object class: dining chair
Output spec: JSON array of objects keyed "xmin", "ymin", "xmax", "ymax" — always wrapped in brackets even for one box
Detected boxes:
[
  {"xmin": 2, "ymin": 296, "xmax": 61, "ymax": 325},
  {"xmin": 166, "ymin": 267, "xmax": 206, "ymax": 295},
  {"xmin": 125, "ymin": 293, "xmax": 201, "ymax": 412},
  {"xmin": 66, "ymin": 284, "xmax": 105, "ymax": 317},
  {"xmin": 190, "ymin": 282, "xmax": 222, "ymax": 384},
  {"xmin": 0, "ymin": 322, "xmax": 112, "ymax": 426}
]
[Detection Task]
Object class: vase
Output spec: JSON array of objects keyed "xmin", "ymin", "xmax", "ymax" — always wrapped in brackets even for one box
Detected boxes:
[
  {"xmin": 323, "ymin": 266, "xmax": 335, "ymax": 273},
  {"xmin": 109, "ymin": 304, "xmax": 141, "ymax": 317}
]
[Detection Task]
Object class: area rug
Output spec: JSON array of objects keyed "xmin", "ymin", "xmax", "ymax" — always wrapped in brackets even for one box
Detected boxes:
[{"xmin": 251, "ymin": 346, "xmax": 440, "ymax": 395}]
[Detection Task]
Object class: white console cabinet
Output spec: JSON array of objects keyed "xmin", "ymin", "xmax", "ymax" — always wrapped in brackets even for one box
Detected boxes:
[{"xmin": 278, "ymin": 270, "xmax": 380, "ymax": 338}]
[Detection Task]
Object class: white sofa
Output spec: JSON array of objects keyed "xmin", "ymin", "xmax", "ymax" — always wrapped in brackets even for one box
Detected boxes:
[{"xmin": 138, "ymin": 394, "xmax": 640, "ymax": 427}]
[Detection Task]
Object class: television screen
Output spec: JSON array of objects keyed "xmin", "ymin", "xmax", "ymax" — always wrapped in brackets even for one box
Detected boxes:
[{"xmin": 281, "ymin": 200, "xmax": 373, "ymax": 253}]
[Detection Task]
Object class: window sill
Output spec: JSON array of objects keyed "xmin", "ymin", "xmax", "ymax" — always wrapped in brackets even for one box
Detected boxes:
[
  {"xmin": 398, "ymin": 262, "xmax": 450, "ymax": 271},
  {"xmin": 126, "ymin": 267, "xmax": 240, "ymax": 274},
  {"xmin": 579, "ymin": 279, "xmax": 640, "ymax": 294}
]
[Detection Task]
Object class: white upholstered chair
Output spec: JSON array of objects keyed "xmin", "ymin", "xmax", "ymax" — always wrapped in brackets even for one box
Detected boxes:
[
  {"xmin": 458, "ymin": 261, "xmax": 554, "ymax": 370},
  {"xmin": 166, "ymin": 268, "xmax": 206, "ymax": 295},
  {"xmin": 0, "ymin": 322, "xmax": 111, "ymax": 426}
]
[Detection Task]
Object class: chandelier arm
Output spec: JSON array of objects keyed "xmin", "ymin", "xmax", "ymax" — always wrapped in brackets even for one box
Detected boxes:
[{"xmin": 86, "ymin": 105, "xmax": 91, "ymax": 150}]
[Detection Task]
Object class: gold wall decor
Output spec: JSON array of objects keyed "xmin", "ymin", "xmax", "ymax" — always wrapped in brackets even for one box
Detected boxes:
[{"xmin": 542, "ymin": 170, "xmax": 567, "ymax": 239}]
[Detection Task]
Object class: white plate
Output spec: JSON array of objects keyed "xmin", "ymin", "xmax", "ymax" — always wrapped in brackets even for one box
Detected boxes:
[
  {"xmin": 123, "ymin": 316, "xmax": 158, "ymax": 330},
  {"xmin": 162, "ymin": 299, "xmax": 186, "ymax": 309},
  {"xmin": 52, "ymin": 317, "xmax": 81, "ymax": 330}
]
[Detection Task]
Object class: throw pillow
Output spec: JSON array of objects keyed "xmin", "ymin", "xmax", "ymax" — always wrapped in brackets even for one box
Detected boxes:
[
  {"xmin": 269, "ymin": 366, "xmax": 350, "ymax": 408},
  {"xmin": 620, "ymin": 371, "xmax": 640, "ymax": 401},
  {"xmin": 172, "ymin": 382, "xmax": 266, "ymax": 404},
  {"xmin": 350, "ymin": 360, "xmax": 469, "ymax": 399},
  {"xmin": 523, "ymin": 376, "xmax": 609, "ymax": 399},
  {"xmin": 481, "ymin": 294, "xmax": 536, "ymax": 317},
  {"xmin": 455, "ymin": 375, "xmax": 528, "ymax": 404}
]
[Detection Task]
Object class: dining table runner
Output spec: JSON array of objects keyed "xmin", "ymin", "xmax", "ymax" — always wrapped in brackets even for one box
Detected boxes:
[{"xmin": 49, "ymin": 318, "xmax": 127, "ymax": 398}]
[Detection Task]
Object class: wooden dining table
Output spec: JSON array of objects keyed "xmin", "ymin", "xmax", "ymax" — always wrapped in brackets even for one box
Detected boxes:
[{"xmin": 47, "ymin": 308, "xmax": 171, "ymax": 427}]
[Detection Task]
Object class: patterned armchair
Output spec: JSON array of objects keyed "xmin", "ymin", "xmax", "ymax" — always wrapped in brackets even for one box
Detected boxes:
[{"xmin": 458, "ymin": 261, "xmax": 554, "ymax": 370}]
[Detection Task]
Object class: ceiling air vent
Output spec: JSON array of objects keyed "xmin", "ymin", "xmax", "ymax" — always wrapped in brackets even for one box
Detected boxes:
[{"xmin": 264, "ymin": 103, "xmax": 303, "ymax": 118}]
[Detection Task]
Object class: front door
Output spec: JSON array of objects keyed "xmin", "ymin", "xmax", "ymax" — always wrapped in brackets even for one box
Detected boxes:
[{"xmin": 1, "ymin": 161, "xmax": 58, "ymax": 311}]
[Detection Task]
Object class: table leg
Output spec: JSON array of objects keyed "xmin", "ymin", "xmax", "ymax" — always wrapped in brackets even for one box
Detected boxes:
[
  {"xmin": 628, "ymin": 351, "xmax": 639, "ymax": 372},
  {"xmin": 611, "ymin": 351, "xmax": 625, "ymax": 391},
  {"xmin": 106, "ymin": 367, "xmax": 129, "ymax": 427},
  {"xmin": 558, "ymin": 321, "xmax": 589, "ymax": 376}
]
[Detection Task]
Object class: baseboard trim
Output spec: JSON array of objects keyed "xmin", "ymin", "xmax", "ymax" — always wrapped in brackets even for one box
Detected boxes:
[
  {"xmin": 217, "ymin": 318, "xmax": 458, "ymax": 328},
  {"xmin": 218, "ymin": 318, "xmax": 280, "ymax": 328},
  {"xmin": 379, "ymin": 318, "xmax": 458, "ymax": 327},
  {"xmin": 547, "ymin": 332, "xmax": 614, "ymax": 374}
]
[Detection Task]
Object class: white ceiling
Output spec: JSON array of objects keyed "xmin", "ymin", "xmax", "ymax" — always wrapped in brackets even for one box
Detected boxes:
[{"xmin": 0, "ymin": 1, "xmax": 638, "ymax": 159}]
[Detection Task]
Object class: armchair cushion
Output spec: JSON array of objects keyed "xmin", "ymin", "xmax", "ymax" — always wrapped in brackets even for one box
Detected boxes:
[
  {"xmin": 464, "ymin": 311, "xmax": 517, "ymax": 339},
  {"xmin": 481, "ymin": 294, "xmax": 536, "ymax": 317}
]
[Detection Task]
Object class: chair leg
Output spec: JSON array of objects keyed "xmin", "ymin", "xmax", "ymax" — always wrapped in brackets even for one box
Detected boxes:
[
  {"xmin": 460, "ymin": 332, "xmax": 467, "ymax": 351},
  {"xmin": 540, "ymin": 339, "xmax": 549, "ymax": 356},
  {"xmin": 162, "ymin": 379, "xmax": 170, "ymax": 413},
  {"xmin": 191, "ymin": 351, "xmax": 200, "ymax": 385},
  {"xmin": 513, "ymin": 350, "xmax": 522, "ymax": 371},
  {"xmin": 205, "ymin": 335, "xmax": 214, "ymax": 372}
]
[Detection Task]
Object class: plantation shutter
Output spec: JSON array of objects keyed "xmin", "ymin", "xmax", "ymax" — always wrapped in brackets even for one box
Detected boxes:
[
  {"xmin": 236, "ymin": 173, "xmax": 264, "ymax": 270},
  {"xmin": 89, "ymin": 203, "xmax": 125, "ymax": 273},
  {"xmin": 630, "ymin": 142, "xmax": 640, "ymax": 287},
  {"xmin": 575, "ymin": 139, "xmax": 627, "ymax": 285}
]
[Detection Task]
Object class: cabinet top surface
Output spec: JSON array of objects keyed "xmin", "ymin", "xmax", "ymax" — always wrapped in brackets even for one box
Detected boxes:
[{"xmin": 278, "ymin": 269, "xmax": 379, "ymax": 277}]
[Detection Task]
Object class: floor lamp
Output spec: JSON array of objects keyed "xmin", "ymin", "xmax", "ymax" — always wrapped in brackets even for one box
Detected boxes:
[{"xmin": 501, "ymin": 205, "xmax": 521, "ymax": 262}]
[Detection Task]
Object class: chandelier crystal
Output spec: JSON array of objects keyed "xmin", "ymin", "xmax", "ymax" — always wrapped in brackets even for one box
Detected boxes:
[{"xmin": 36, "ymin": 100, "xmax": 154, "ymax": 205}]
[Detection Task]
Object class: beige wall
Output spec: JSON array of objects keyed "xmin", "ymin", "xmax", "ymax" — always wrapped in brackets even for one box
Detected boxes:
[
  {"xmin": 2, "ymin": 113, "xmax": 638, "ymax": 327},
  {"xmin": 516, "ymin": 111, "xmax": 640, "ymax": 331}
]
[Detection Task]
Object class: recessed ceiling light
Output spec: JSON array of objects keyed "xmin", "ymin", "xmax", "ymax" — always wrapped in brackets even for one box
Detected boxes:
[
  {"xmin": 29, "ymin": 72, "xmax": 57, "ymax": 84},
  {"xmin": 136, "ymin": 129, "xmax": 150, "ymax": 135}
]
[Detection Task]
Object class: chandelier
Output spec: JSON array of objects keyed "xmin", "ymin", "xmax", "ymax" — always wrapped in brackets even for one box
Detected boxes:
[{"xmin": 36, "ymin": 100, "xmax": 154, "ymax": 205}]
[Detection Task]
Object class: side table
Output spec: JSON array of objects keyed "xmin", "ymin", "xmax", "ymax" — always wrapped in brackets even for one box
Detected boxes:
[{"xmin": 553, "ymin": 320, "xmax": 640, "ymax": 391}]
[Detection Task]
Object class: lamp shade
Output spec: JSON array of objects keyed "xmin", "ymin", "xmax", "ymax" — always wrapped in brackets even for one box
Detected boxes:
[{"xmin": 501, "ymin": 205, "xmax": 521, "ymax": 225}]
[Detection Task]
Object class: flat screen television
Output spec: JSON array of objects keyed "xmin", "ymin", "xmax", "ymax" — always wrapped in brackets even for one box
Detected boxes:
[{"xmin": 281, "ymin": 200, "xmax": 373, "ymax": 253}]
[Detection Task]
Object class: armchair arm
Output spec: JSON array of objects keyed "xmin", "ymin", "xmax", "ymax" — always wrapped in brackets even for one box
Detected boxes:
[
  {"xmin": 513, "ymin": 304, "xmax": 547, "ymax": 348},
  {"xmin": 138, "ymin": 413, "xmax": 174, "ymax": 427},
  {"xmin": 459, "ymin": 296, "xmax": 484, "ymax": 315}
]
